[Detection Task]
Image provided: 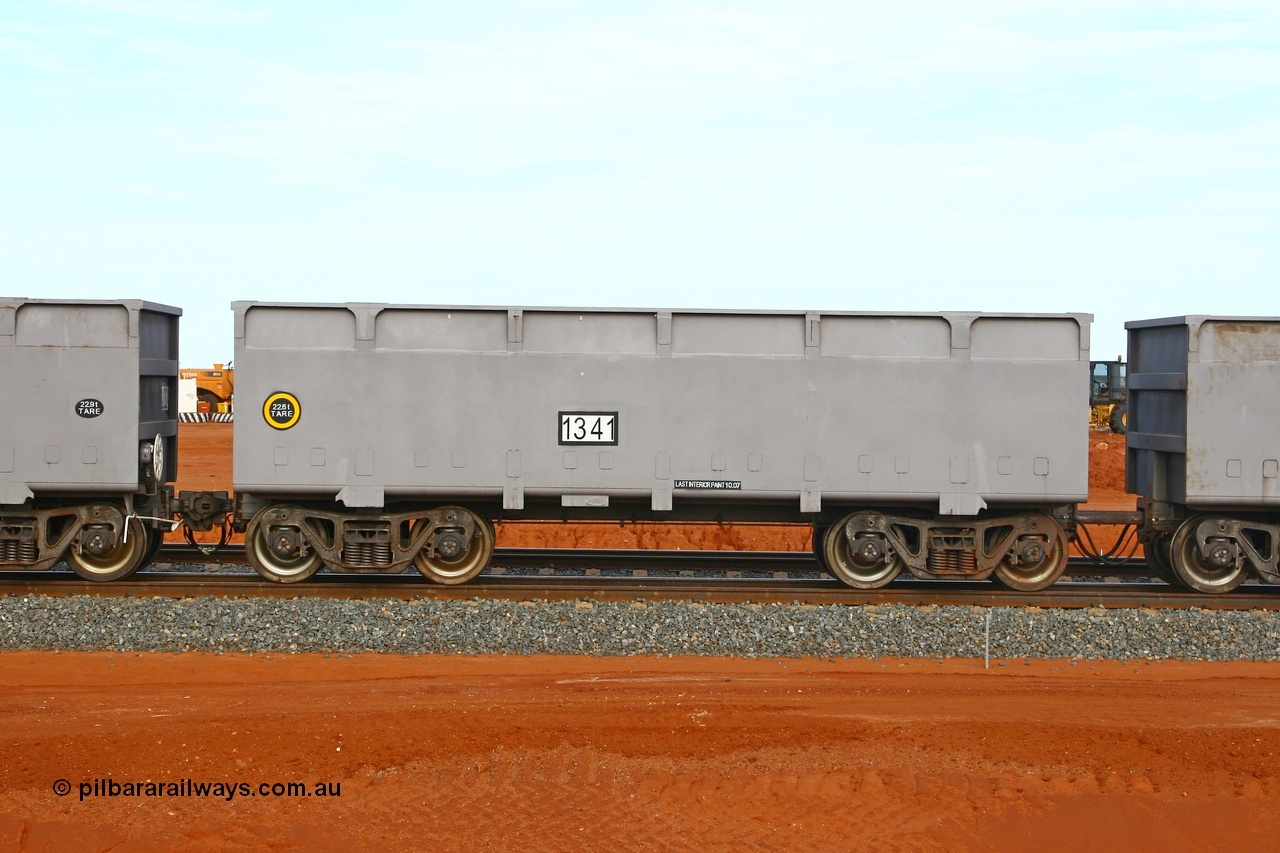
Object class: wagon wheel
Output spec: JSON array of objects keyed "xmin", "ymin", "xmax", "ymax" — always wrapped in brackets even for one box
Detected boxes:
[
  {"xmin": 1145, "ymin": 531, "xmax": 1178, "ymax": 586},
  {"xmin": 992, "ymin": 515, "xmax": 1069, "ymax": 592},
  {"xmin": 139, "ymin": 524, "xmax": 166, "ymax": 571},
  {"xmin": 822, "ymin": 512, "xmax": 903, "ymax": 589},
  {"xmin": 1169, "ymin": 516, "xmax": 1248, "ymax": 594},
  {"xmin": 413, "ymin": 508, "xmax": 494, "ymax": 585},
  {"xmin": 66, "ymin": 505, "xmax": 148, "ymax": 582},
  {"xmin": 811, "ymin": 524, "xmax": 829, "ymax": 571},
  {"xmin": 245, "ymin": 506, "xmax": 322, "ymax": 583}
]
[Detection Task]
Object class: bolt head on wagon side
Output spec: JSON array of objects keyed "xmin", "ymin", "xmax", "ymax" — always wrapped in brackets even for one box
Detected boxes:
[
  {"xmin": 0, "ymin": 298, "xmax": 181, "ymax": 580},
  {"xmin": 232, "ymin": 303, "xmax": 1091, "ymax": 589},
  {"xmin": 1127, "ymin": 316, "xmax": 1280, "ymax": 593}
]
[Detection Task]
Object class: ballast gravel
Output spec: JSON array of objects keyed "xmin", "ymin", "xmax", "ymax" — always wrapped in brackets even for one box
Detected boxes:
[{"xmin": 0, "ymin": 596, "xmax": 1278, "ymax": 660}]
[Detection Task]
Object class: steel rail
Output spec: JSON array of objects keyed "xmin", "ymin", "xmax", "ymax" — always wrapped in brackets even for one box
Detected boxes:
[
  {"xmin": 154, "ymin": 544, "xmax": 1153, "ymax": 577},
  {"xmin": 1, "ymin": 569, "xmax": 1275, "ymax": 610}
]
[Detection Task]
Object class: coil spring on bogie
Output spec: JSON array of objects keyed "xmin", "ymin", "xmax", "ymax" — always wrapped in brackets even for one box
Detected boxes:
[
  {"xmin": 342, "ymin": 541, "xmax": 393, "ymax": 568},
  {"xmin": 0, "ymin": 539, "xmax": 38, "ymax": 563},
  {"xmin": 927, "ymin": 549, "xmax": 977, "ymax": 575}
]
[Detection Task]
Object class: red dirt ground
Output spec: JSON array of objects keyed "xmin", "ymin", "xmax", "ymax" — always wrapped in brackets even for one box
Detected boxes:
[
  {"xmin": 3, "ymin": 654, "xmax": 1279, "ymax": 851},
  {"xmin": 6, "ymin": 426, "xmax": 1272, "ymax": 851}
]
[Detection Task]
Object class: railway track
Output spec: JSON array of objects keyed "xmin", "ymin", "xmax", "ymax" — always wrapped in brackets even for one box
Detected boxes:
[
  {"xmin": 154, "ymin": 543, "xmax": 1153, "ymax": 576},
  {"xmin": 0, "ymin": 546, "xmax": 1274, "ymax": 610}
]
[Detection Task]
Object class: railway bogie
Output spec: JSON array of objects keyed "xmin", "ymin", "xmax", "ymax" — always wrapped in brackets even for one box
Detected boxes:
[
  {"xmin": 1164, "ymin": 515, "xmax": 1279, "ymax": 593},
  {"xmin": 241, "ymin": 502, "xmax": 494, "ymax": 584},
  {"xmin": 818, "ymin": 509, "xmax": 1071, "ymax": 591},
  {"xmin": 0, "ymin": 298, "xmax": 181, "ymax": 579}
]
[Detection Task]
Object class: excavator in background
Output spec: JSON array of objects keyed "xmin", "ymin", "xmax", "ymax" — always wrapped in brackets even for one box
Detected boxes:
[
  {"xmin": 180, "ymin": 364, "xmax": 234, "ymax": 409},
  {"xmin": 1089, "ymin": 359, "xmax": 1127, "ymax": 433}
]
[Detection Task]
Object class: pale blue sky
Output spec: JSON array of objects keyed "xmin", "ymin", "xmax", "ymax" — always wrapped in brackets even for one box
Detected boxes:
[{"xmin": 3, "ymin": 1, "xmax": 1277, "ymax": 365}]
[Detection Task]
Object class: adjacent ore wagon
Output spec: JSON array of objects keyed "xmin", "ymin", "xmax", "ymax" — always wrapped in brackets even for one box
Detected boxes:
[
  {"xmin": 1127, "ymin": 316, "xmax": 1280, "ymax": 593},
  {"xmin": 0, "ymin": 298, "xmax": 181, "ymax": 579},
  {"xmin": 232, "ymin": 303, "xmax": 1090, "ymax": 589}
]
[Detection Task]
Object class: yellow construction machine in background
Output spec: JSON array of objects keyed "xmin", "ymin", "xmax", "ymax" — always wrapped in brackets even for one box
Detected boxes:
[
  {"xmin": 180, "ymin": 364, "xmax": 234, "ymax": 410},
  {"xmin": 1089, "ymin": 359, "xmax": 1127, "ymax": 433}
]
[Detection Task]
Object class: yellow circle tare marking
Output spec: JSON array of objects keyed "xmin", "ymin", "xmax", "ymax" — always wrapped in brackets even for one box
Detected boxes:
[{"xmin": 263, "ymin": 392, "xmax": 301, "ymax": 430}]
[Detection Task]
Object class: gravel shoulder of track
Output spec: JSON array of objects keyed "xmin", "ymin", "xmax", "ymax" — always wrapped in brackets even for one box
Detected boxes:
[{"xmin": 1, "ymin": 595, "xmax": 1277, "ymax": 661}]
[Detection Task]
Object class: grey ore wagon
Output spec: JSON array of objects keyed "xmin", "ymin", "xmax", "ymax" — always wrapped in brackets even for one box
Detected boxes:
[
  {"xmin": 232, "ymin": 303, "xmax": 1090, "ymax": 590},
  {"xmin": 1126, "ymin": 315, "xmax": 1280, "ymax": 593},
  {"xmin": 0, "ymin": 298, "xmax": 180, "ymax": 580}
]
